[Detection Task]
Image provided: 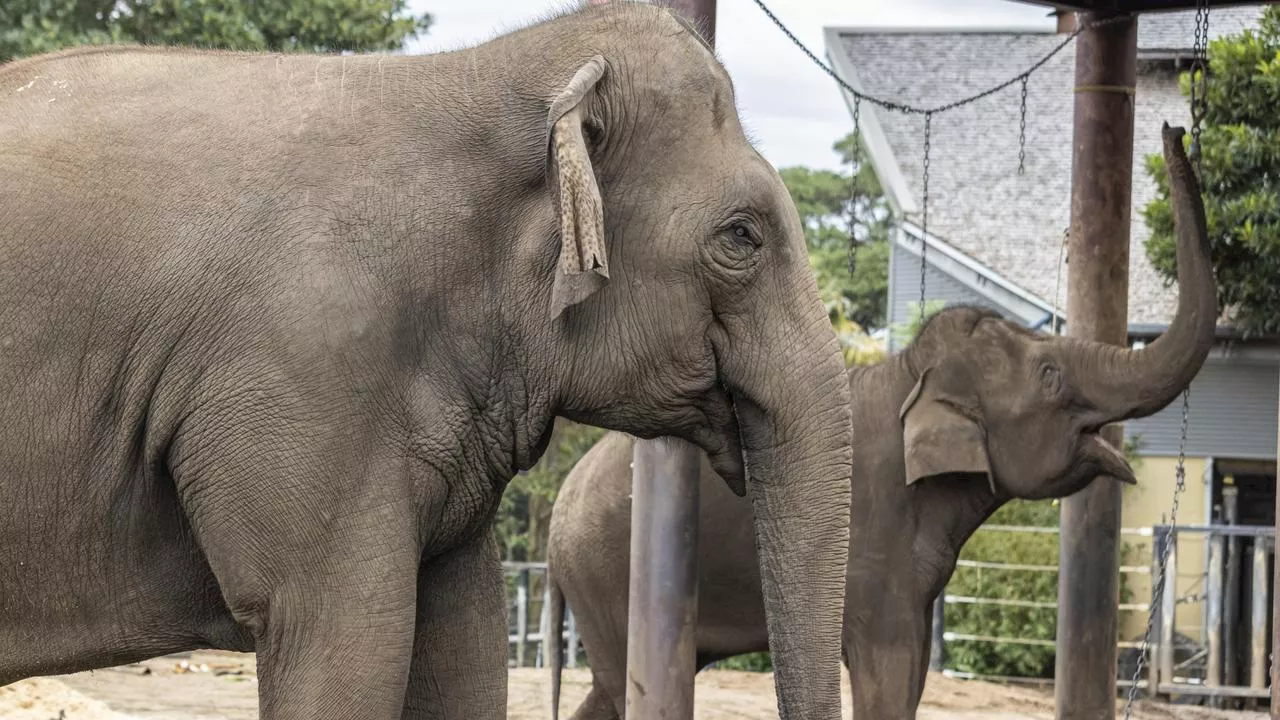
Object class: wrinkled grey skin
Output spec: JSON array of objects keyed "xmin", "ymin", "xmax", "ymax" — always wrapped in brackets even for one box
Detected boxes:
[
  {"xmin": 0, "ymin": 4, "xmax": 853, "ymax": 719},
  {"xmin": 546, "ymin": 126, "xmax": 1215, "ymax": 720}
]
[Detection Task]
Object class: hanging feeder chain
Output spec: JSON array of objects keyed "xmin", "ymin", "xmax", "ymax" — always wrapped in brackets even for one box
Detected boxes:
[
  {"xmin": 1018, "ymin": 75, "xmax": 1029, "ymax": 175},
  {"xmin": 920, "ymin": 112, "xmax": 932, "ymax": 310},
  {"xmin": 750, "ymin": 0, "xmax": 1125, "ymax": 324},
  {"xmin": 1121, "ymin": 3, "xmax": 1207, "ymax": 716},
  {"xmin": 1189, "ymin": 0, "xmax": 1210, "ymax": 179},
  {"xmin": 849, "ymin": 96, "xmax": 862, "ymax": 276},
  {"xmin": 750, "ymin": 0, "xmax": 1131, "ymax": 118},
  {"xmin": 1121, "ymin": 388, "xmax": 1190, "ymax": 718}
]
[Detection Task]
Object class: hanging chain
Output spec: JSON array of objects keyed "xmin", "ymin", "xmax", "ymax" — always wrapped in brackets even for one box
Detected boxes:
[
  {"xmin": 919, "ymin": 112, "xmax": 932, "ymax": 310},
  {"xmin": 849, "ymin": 96, "xmax": 863, "ymax": 276},
  {"xmin": 1121, "ymin": 389, "xmax": 1190, "ymax": 718},
  {"xmin": 1121, "ymin": 5, "xmax": 1207, "ymax": 716},
  {"xmin": 1052, "ymin": 228, "xmax": 1067, "ymax": 336},
  {"xmin": 1189, "ymin": 0, "xmax": 1210, "ymax": 180},
  {"xmin": 1018, "ymin": 75, "xmax": 1030, "ymax": 175}
]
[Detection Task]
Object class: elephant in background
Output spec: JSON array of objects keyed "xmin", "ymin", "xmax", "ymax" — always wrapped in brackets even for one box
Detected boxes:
[
  {"xmin": 0, "ymin": 3, "xmax": 853, "ymax": 719},
  {"xmin": 546, "ymin": 125, "xmax": 1216, "ymax": 720}
]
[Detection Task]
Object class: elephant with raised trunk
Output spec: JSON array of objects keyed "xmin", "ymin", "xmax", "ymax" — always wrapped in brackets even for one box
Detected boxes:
[
  {"xmin": 546, "ymin": 125, "xmax": 1216, "ymax": 720},
  {"xmin": 0, "ymin": 4, "xmax": 853, "ymax": 719}
]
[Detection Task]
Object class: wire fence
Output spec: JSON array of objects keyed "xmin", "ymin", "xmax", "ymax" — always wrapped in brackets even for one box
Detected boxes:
[
  {"xmin": 503, "ymin": 562, "xmax": 579, "ymax": 670},
  {"xmin": 934, "ymin": 522, "xmax": 1275, "ymax": 706},
  {"xmin": 510, "ymin": 521, "xmax": 1275, "ymax": 705}
]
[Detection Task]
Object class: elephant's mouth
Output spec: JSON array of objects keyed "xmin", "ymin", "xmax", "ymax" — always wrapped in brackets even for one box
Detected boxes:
[
  {"xmin": 1082, "ymin": 429, "xmax": 1137, "ymax": 485},
  {"xmin": 697, "ymin": 383, "xmax": 747, "ymax": 496}
]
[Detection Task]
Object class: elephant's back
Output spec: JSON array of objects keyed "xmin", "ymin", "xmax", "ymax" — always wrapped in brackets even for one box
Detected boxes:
[{"xmin": 550, "ymin": 431, "xmax": 635, "ymax": 554}]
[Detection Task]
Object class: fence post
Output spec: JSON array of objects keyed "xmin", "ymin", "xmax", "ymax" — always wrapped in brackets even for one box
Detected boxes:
[
  {"xmin": 1224, "ymin": 486, "xmax": 1242, "ymax": 688},
  {"xmin": 1147, "ymin": 527, "xmax": 1164, "ymax": 699},
  {"xmin": 1159, "ymin": 531, "xmax": 1177, "ymax": 690},
  {"xmin": 538, "ymin": 573, "xmax": 552, "ymax": 669},
  {"xmin": 929, "ymin": 594, "xmax": 945, "ymax": 672},
  {"xmin": 1206, "ymin": 531, "xmax": 1225, "ymax": 704},
  {"xmin": 516, "ymin": 568, "xmax": 530, "ymax": 668},
  {"xmin": 1250, "ymin": 537, "xmax": 1271, "ymax": 692},
  {"xmin": 567, "ymin": 609, "xmax": 579, "ymax": 669}
]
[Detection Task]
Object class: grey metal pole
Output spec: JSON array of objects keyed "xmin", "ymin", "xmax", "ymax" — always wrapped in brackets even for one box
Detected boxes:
[
  {"xmin": 1207, "ymin": 532, "xmax": 1225, "ymax": 703},
  {"xmin": 1224, "ymin": 486, "xmax": 1242, "ymax": 688},
  {"xmin": 625, "ymin": 437, "xmax": 702, "ymax": 720},
  {"xmin": 1250, "ymin": 538, "xmax": 1269, "ymax": 692},
  {"xmin": 1148, "ymin": 527, "xmax": 1165, "ymax": 699},
  {"xmin": 614, "ymin": 1, "xmax": 714, "ymax": 717},
  {"xmin": 517, "ymin": 569, "xmax": 530, "ymax": 668},
  {"xmin": 1159, "ymin": 532, "xmax": 1179, "ymax": 691},
  {"xmin": 1054, "ymin": 12, "xmax": 1137, "ymax": 720},
  {"xmin": 929, "ymin": 594, "xmax": 945, "ymax": 672}
]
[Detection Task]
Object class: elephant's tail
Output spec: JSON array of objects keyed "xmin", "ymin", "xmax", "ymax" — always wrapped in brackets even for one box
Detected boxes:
[{"xmin": 548, "ymin": 575, "xmax": 566, "ymax": 720}]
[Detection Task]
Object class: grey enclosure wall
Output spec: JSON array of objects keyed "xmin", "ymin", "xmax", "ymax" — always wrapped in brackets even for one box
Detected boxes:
[{"xmin": 1124, "ymin": 359, "xmax": 1279, "ymax": 460}]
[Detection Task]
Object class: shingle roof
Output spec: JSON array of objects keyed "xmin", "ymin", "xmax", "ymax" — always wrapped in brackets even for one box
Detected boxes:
[
  {"xmin": 1136, "ymin": 5, "xmax": 1264, "ymax": 54},
  {"xmin": 825, "ymin": 5, "xmax": 1264, "ymax": 326}
]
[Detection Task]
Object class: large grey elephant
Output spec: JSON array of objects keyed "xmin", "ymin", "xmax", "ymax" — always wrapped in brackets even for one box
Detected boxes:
[
  {"xmin": 546, "ymin": 125, "xmax": 1215, "ymax": 720},
  {"xmin": 0, "ymin": 4, "xmax": 854, "ymax": 719}
]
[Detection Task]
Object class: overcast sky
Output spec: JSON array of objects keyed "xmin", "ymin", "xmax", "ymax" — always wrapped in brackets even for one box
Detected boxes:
[{"xmin": 404, "ymin": 1, "xmax": 1054, "ymax": 171}]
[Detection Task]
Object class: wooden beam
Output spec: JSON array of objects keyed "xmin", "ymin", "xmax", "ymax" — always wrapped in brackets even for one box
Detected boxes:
[{"xmin": 1054, "ymin": 11, "xmax": 1137, "ymax": 720}]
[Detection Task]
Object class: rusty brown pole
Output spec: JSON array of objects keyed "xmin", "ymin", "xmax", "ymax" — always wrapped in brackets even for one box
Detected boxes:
[
  {"xmin": 1273, "ymin": 369, "xmax": 1279, "ymax": 717},
  {"xmin": 1054, "ymin": 12, "xmax": 1137, "ymax": 720},
  {"xmin": 609, "ymin": 1, "xmax": 714, "ymax": 719}
]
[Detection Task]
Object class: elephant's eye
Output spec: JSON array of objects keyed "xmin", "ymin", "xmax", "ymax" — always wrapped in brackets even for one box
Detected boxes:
[
  {"xmin": 1038, "ymin": 363, "xmax": 1064, "ymax": 397},
  {"xmin": 729, "ymin": 223, "xmax": 757, "ymax": 247}
]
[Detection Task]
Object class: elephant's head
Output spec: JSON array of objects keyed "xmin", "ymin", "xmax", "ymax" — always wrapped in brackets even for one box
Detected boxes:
[
  {"xmin": 898, "ymin": 124, "xmax": 1215, "ymax": 500},
  {"xmin": 526, "ymin": 6, "xmax": 853, "ymax": 716}
]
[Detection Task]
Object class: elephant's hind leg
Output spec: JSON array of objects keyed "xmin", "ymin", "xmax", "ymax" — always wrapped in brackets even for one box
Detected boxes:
[{"xmin": 569, "ymin": 684, "xmax": 621, "ymax": 720}]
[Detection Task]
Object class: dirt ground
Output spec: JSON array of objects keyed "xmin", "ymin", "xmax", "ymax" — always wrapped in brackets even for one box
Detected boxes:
[{"xmin": 0, "ymin": 651, "xmax": 1266, "ymax": 720}]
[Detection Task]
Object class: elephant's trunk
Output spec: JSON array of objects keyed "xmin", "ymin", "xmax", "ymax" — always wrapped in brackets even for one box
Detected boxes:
[
  {"xmin": 1070, "ymin": 124, "xmax": 1217, "ymax": 424},
  {"xmin": 732, "ymin": 319, "xmax": 853, "ymax": 719}
]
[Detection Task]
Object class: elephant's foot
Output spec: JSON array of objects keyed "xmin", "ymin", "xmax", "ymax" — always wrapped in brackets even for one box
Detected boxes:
[{"xmin": 568, "ymin": 685, "xmax": 622, "ymax": 720}]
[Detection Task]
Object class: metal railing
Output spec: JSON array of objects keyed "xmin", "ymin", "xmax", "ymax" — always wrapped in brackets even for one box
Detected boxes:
[
  {"xmin": 933, "ymin": 522, "xmax": 1275, "ymax": 706},
  {"xmin": 511, "ymin": 521, "xmax": 1275, "ymax": 707},
  {"xmin": 503, "ymin": 561, "xmax": 579, "ymax": 669}
]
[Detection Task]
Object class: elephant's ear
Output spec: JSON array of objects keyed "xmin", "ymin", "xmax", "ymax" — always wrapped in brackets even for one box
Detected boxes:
[
  {"xmin": 899, "ymin": 368, "xmax": 991, "ymax": 488},
  {"xmin": 546, "ymin": 56, "xmax": 609, "ymax": 319}
]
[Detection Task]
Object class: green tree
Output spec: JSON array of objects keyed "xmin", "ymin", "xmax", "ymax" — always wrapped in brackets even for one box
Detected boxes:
[
  {"xmin": 0, "ymin": 0, "xmax": 432, "ymax": 62},
  {"xmin": 779, "ymin": 132, "xmax": 892, "ymax": 334},
  {"xmin": 494, "ymin": 419, "xmax": 606, "ymax": 563},
  {"xmin": 1142, "ymin": 7, "xmax": 1280, "ymax": 337}
]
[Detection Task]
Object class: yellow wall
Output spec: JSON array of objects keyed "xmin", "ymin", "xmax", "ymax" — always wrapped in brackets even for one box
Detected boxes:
[{"xmin": 1117, "ymin": 456, "xmax": 1209, "ymax": 641}]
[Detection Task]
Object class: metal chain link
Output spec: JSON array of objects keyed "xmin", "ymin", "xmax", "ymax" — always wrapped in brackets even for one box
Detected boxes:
[
  {"xmin": 920, "ymin": 112, "xmax": 932, "ymax": 310},
  {"xmin": 1052, "ymin": 228, "xmax": 1067, "ymax": 335},
  {"xmin": 750, "ymin": 0, "xmax": 1130, "ymax": 118},
  {"xmin": 1018, "ymin": 75, "xmax": 1029, "ymax": 175},
  {"xmin": 1121, "ymin": 4, "xmax": 1207, "ymax": 715},
  {"xmin": 1121, "ymin": 389, "xmax": 1190, "ymax": 718},
  {"xmin": 1189, "ymin": 0, "xmax": 1210, "ymax": 180},
  {"xmin": 849, "ymin": 96, "xmax": 862, "ymax": 276}
]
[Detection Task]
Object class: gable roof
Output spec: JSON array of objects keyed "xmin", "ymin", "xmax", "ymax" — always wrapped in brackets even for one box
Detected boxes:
[{"xmin": 824, "ymin": 6, "xmax": 1264, "ymax": 327}]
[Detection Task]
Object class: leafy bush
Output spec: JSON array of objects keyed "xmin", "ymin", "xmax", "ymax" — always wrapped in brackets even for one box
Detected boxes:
[
  {"xmin": 944, "ymin": 499, "xmax": 1061, "ymax": 677},
  {"xmin": 494, "ymin": 420, "xmax": 606, "ymax": 562}
]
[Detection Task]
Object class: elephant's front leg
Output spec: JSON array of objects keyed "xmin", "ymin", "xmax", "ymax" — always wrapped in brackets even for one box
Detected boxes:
[
  {"xmin": 845, "ymin": 595, "xmax": 932, "ymax": 719},
  {"xmin": 401, "ymin": 532, "xmax": 508, "ymax": 719}
]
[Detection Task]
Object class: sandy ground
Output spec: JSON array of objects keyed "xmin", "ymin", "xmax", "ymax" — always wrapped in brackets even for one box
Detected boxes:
[{"xmin": 0, "ymin": 651, "xmax": 1266, "ymax": 720}]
